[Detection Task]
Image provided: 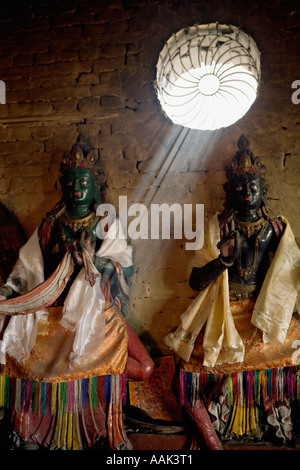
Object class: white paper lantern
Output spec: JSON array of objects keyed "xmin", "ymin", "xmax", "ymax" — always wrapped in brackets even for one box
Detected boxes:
[{"xmin": 155, "ymin": 23, "xmax": 261, "ymax": 131}]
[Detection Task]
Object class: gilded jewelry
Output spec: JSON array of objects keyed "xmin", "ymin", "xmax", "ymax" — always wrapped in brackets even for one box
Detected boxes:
[
  {"xmin": 59, "ymin": 210, "xmax": 97, "ymax": 231},
  {"xmin": 234, "ymin": 215, "xmax": 269, "ymax": 278},
  {"xmin": 234, "ymin": 215, "xmax": 268, "ymax": 238},
  {"xmin": 58, "ymin": 210, "xmax": 100, "ymax": 252},
  {"xmin": 218, "ymin": 255, "xmax": 234, "ymax": 268},
  {"xmin": 229, "ymin": 282, "xmax": 258, "ymax": 300}
]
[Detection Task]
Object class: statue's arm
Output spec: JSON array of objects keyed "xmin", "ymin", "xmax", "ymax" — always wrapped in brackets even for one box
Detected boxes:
[
  {"xmin": 189, "ymin": 221, "xmax": 241, "ymax": 292},
  {"xmin": 95, "ymin": 256, "xmax": 133, "ymax": 284},
  {"xmin": 0, "ymin": 262, "xmax": 26, "ymax": 299},
  {"xmin": 0, "ymin": 285, "xmax": 14, "ymax": 299},
  {"xmin": 189, "ymin": 256, "xmax": 232, "ymax": 291}
]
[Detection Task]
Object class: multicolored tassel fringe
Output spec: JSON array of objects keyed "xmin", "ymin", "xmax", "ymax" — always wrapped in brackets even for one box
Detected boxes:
[
  {"xmin": 180, "ymin": 366, "xmax": 300, "ymax": 408},
  {"xmin": 0, "ymin": 374, "xmax": 127, "ymax": 417}
]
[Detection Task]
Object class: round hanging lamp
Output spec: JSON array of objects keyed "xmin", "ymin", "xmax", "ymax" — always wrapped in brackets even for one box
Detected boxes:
[{"xmin": 155, "ymin": 23, "xmax": 261, "ymax": 131}]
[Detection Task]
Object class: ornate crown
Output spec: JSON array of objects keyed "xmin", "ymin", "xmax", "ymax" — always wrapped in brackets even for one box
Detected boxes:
[
  {"xmin": 226, "ymin": 134, "xmax": 266, "ymax": 181},
  {"xmin": 60, "ymin": 135, "xmax": 106, "ymax": 185}
]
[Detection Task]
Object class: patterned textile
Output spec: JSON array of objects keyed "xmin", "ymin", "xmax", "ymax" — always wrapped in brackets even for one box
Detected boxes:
[
  {"xmin": 128, "ymin": 355, "xmax": 182, "ymax": 422},
  {"xmin": 180, "ymin": 367, "xmax": 300, "ymax": 439},
  {"xmin": 0, "ymin": 216, "xmax": 132, "ymax": 449},
  {"xmin": 179, "ymin": 300, "xmax": 300, "ymax": 439},
  {"xmin": 0, "ymin": 305, "xmax": 128, "ymax": 449},
  {"xmin": 1, "ymin": 305, "xmax": 128, "ymax": 382},
  {"xmin": 181, "ymin": 299, "xmax": 300, "ymax": 375},
  {"xmin": 0, "ymin": 374, "xmax": 127, "ymax": 450},
  {"xmin": 164, "ymin": 215, "xmax": 300, "ymax": 368}
]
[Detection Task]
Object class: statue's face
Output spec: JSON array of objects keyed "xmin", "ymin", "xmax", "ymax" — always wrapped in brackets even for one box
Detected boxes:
[
  {"xmin": 232, "ymin": 172, "xmax": 263, "ymax": 212},
  {"xmin": 62, "ymin": 167, "xmax": 95, "ymax": 209}
]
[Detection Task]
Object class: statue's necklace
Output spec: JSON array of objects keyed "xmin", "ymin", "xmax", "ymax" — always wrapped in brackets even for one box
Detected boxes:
[
  {"xmin": 60, "ymin": 210, "xmax": 97, "ymax": 231},
  {"xmin": 234, "ymin": 215, "xmax": 267, "ymax": 238},
  {"xmin": 58, "ymin": 211, "xmax": 99, "ymax": 250},
  {"xmin": 234, "ymin": 215, "xmax": 268, "ymax": 278}
]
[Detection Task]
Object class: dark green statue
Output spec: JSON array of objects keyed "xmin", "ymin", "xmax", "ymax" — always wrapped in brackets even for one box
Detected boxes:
[{"xmin": 0, "ymin": 135, "xmax": 154, "ymax": 450}]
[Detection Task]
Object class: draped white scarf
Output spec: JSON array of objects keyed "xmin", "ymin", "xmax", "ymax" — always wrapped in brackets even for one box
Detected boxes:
[
  {"xmin": 164, "ymin": 214, "xmax": 300, "ymax": 368},
  {"xmin": 0, "ymin": 219, "xmax": 132, "ymax": 365}
]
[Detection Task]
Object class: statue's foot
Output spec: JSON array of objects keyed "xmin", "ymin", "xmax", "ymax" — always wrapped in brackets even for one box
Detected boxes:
[
  {"xmin": 19, "ymin": 442, "xmax": 40, "ymax": 450},
  {"xmin": 10, "ymin": 431, "xmax": 40, "ymax": 450},
  {"xmin": 184, "ymin": 403, "xmax": 223, "ymax": 450}
]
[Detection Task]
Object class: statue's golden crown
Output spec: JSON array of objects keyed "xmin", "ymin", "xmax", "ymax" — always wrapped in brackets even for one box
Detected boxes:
[
  {"xmin": 227, "ymin": 135, "xmax": 266, "ymax": 179},
  {"xmin": 60, "ymin": 135, "xmax": 106, "ymax": 184},
  {"xmin": 61, "ymin": 144, "xmax": 98, "ymax": 172}
]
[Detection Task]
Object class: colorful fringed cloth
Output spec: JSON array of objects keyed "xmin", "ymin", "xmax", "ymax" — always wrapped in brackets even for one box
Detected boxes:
[
  {"xmin": 179, "ymin": 299, "xmax": 300, "ymax": 438},
  {"xmin": 180, "ymin": 367, "xmax": 300, "ymax": 409},
  {"xmin": 0, "ymin": 374, "xmax": 127, "ymax": 450},
  {"xmin": 1, "ymin": 305, "xmax": 128, "ymax": 383},
  {"xmin": 180, "ymin": 299, "xmax": 300, "ymax": 375},
  {"xmin": 0, "ymin": 304, "xmax": 129, "ymax": 449},
  {"xmin": 180, "ymin": 366, "xmax": 300, "ymax": 438}
]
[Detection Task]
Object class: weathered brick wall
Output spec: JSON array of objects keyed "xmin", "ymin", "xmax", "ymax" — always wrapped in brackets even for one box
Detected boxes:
[{"xmin": 0, "ymin": 0, "xmax": 299, "ymax": 355}]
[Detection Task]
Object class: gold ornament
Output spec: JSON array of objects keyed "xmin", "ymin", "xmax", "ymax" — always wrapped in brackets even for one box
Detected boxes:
[
  {"xmin": 227, "ymin": 134, "xmax": 266, "ymax": 180},
  {"xmin": 60, "ymin": 135, "xmax": 106, "ymax": 185},
  {"xmin": 234, "ymin": 215, "xmax": 268, "ymax": 239}
]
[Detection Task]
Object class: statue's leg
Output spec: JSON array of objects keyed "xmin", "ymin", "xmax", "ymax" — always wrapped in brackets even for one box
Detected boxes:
[
  {"xmin": 10, "ymin": 431, "xmax": 40, "ymax": 450},
  {"xmin": 126, "ymin": 323, "xmax": 155, "ymax": 380},
  {"xmin": 184, "ymin": 401, "xmax": 223, "ymax": 450}
]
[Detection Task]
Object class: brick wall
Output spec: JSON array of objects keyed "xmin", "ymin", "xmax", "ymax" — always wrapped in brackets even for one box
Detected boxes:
[{"xmin": 0, "ymin": 0, "xmax": 299, "ymax": 354}]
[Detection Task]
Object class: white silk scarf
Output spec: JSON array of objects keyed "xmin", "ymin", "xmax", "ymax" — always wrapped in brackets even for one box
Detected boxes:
[
  {"xmin": 164, "ymin": 214, "xmax": 300, "ymax": 368},
  {"xmin": 0, "ymin": 218, "xmax": 132, "ymax": 366},
  {"xmin": 251, "ymin": 217, "xmax": 300, "ymax": 343}
]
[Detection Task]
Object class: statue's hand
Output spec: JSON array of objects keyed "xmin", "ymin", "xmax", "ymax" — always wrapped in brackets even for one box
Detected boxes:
[
  {"xmin": 71, "ymin": 241, "xmax": 84, "ymax": 265},
  {"xmin": 0, "ymin": 295, "xmax": 7, "ymax": 302},
  {"xmin": 219, "ymin": 219, "xmax": 241, "ymax": 263},
  {"xmin": 71, "ymin": 233, "xmax": 96, "ymax": 266},
  {"xmin": 95, "ymin": 257, "xmax": 115, "ymax": 277},
  {"xmin": 84, "ymin": 232, "xmax": 96, "ymax": 260}
]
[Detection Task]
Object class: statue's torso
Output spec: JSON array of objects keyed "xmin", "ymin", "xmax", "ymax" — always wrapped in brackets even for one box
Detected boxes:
[{"xmin": 229, "ymin": 219, "xmax": 275, "ymax": 291}]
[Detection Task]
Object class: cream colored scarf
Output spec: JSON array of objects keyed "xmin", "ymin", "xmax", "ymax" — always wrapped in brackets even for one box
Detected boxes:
[{"xmin": 164, "ymin": 214, "xmax": 300, "ymax": 368}]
